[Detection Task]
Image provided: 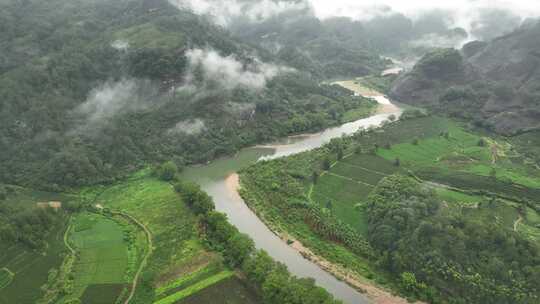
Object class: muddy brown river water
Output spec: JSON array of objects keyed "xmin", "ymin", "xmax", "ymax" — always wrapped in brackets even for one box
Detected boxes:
[{"xmin": 180, "ymin": 83, "xmax": 403, "ymax": 304}]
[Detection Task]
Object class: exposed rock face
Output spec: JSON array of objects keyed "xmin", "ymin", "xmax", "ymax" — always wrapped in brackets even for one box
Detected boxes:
[{"xmin": 391, "ymin": 20, "xmax": 540, "ymax": 135}]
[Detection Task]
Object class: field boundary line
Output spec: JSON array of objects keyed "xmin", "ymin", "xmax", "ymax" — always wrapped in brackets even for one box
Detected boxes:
[
  {"xmin": 153, "ymin": 270, "xmax": 234, "ymax": 304},
  {"xmin": 2, "ymin": 267, "xmax": 14, "ymax": 277},
  {"xmin": 338, "ymin": 161, "xmax": 390, "ymax": 177},
  {"xmin": 514, "ymin": 215, "xmax": 523, "ymax": 232},
  {"xmin": 63, "ymin": 217, "xmax": 76, "ymax": 255},
  {"xmin": 326, "ymin": 172, "xmax": 376, "ymax": 188}
]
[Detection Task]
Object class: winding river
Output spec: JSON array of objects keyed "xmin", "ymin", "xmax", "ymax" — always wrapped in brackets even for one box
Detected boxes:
[{"xmin": 180, "ymin": 81, "xmax": 403, "ymax": 304}]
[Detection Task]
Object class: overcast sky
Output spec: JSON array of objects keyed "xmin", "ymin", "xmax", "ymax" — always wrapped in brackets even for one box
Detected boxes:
[{"xmin": 310, "ymin": 0, "xmax": 540, "ymax": 21}]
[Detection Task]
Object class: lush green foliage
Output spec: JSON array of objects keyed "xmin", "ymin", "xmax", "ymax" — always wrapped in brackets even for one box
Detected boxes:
[
  {"xmin": 174, "ymin": 179, "xmax": 342, "ymax": 304},
  {"xmin": 368, "ymin": 175, "xmax": 540, "ymax": 303},
  {"xmin": 0, "ymin": 0, "xmax": 376, "ymax": 190},
  {"xmin": 240, "ymin": 115, "xmax": 540, "ymax": 303},
  {"xmin": 0, "ymin": 185, "xmax": 71, "ymax": 249}
]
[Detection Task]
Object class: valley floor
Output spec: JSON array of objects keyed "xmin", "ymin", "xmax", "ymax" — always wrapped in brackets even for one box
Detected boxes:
[{"xmin": 239, "ymin": 112, "xmax": 540, "ymax": 303}]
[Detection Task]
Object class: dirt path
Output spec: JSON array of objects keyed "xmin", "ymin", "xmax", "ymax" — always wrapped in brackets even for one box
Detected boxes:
[
  {"xmin": 63, "ymin": 217, "xmax": 76, "ymax": 255},
  {"xmin": 112, "ymin": 211, "xmax": 153, "ymax": 304},
  {"xmin": 2, "ymin": 267, "xmax": 14, "ymax": 277},
  {"xmin": 514, "ymin": 216, "xmax": 523, "ymax": 232}
]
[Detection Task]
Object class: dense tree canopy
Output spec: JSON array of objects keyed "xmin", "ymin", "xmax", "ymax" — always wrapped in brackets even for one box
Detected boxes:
[{"xmin": 367, "ymin": 175, "xmax": 540, "ymax": 303}]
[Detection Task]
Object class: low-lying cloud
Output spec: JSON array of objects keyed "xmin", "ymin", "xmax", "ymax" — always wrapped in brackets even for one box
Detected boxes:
[
  {"xmin": 168, "ymin": 119, "xmax": 206, "ymax": 135},
  {"xmin": 76, "ymin": 80, "xmax": 137, "ymax": 124},
  {"xmin": 185, "ymin": 48, "xmax": 293, "ymax": 90},
  {"xmin": 169, "ymin": 0, "xmax": 310, "ymax": 26},
  {"xmin": 72, "ymin": 79, "xmax": 159, "ymax": 134},
  {"xmin": 310, "ymin": 0, "xmax": 540, "ymax": 41}
]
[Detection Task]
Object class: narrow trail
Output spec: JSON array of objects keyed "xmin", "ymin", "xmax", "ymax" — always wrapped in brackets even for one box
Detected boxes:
[
  {"xmin": 63, "ymin": 217, "xmax": 75, "ymax": 255},
  {"xmin": 2, "ymin": 267, "xmax": 14, "ymax": 277},
  {"xmin": 514, "ymin": 216, "xmax": 523, "ymax": 232},
  {"xmin": 307, "ymin": 184, "xmax": 314, "ymax": 201},
  {"xmin": 114, "ymin": 211, "xmax": 153, "ymax": 304}
]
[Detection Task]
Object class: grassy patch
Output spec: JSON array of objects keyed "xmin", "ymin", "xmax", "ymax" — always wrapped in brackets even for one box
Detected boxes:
[
  {"xmin": 113, "ymin": 23, "xmax": 184, "ymax": 49},
  {"xmin": 342, "ymin": 105, "xmax": 376, "ymax": 123},
  {"xmin": 153, "ymin": 271, "xmax": 234, "ymax": 304},
  {"xmin": 434, "ymin": 188, "xmax": 483, "ymax": 206}
]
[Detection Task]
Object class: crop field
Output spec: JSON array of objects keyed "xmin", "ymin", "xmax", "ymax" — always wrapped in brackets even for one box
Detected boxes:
[
  {"xmin": 179, "ymin": 276, "xmax": 260, "ymax": 304},
  {"xmin": 311, "ymin": 154, "xmax": 398, "ymax": 234},
  {"xmin": 0, "ymin": 269, "xmax": 13, "ymax": 290},
  {"xmin": 80, "ymin": 284, "xmax": 127, "ymax": 304},
  {"xmin": 0, "ymin": 186, "xmax": 71, "ymax": 304},
  {"xmin": 154, "ymin": 270, "xmax": 234, "ymax": 304},
  {"xmin": 81, "ymin": 171, "xmax": 259, "ymax": 303},
  {"xmin": 0, "ymin": 223, "xmax": 68, "ymax": 303},
  {"xmin": 355, "ymin": 116, "xmax": 452, "ymax": 148},
  {"xmin": 64, "ymin": 212, "xmax": 130, "ymax": 303},
  {"xmin": 347, "ymin": 117, "xmax": 540, "ymax": 204}
]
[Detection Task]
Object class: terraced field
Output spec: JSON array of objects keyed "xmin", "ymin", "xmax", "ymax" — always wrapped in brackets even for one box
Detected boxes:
[
  {"xmin": 0, "ymin": 227, "xmax": 68, "ymax": 303},
  {"xmin": 0, "ymin": 188, "xmax": 71, "ymax": 304},
  {"xmin": 306, "ymin": 116, "xmax": 540, "ymax": 239},
  {"xmin": 311, "ymin": 154, "xmax": 399, "ymax": 234},
  {"xmin": 81, "ymin": 171, "xmax": 260, "ymax": 303}
]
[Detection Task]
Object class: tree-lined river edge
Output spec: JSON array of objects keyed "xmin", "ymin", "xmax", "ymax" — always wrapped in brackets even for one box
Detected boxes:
[{"xmin": 180, "ymin": 80, "xmax": 404, "ymax": 304}]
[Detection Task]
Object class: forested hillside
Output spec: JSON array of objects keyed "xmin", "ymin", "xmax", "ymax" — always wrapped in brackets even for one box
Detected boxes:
[{"xmin": 0, "ymin": 0, "xmax": 375, "ymax": 189}]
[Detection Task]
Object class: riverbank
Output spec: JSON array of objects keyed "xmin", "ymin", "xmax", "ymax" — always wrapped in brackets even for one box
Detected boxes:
[
  {"xmin": 227, "ymin": 173, "xmax": 415, "ymax": 304},
  {"xmin": 180, "ymin": 79, "xmax": 404, "ymax": 304}
]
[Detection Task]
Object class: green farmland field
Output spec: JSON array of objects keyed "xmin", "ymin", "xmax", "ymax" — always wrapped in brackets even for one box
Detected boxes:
[
  {"xmin": 311, "ymin": 153, "xmax": 398, "ymax": 234},
  {"xmin": 80, "ymin": 171, "xmax": 259, "ymax": 303},
  {"xmin": 0, "ymin": 186, "xmax": 71, "ymax": 304},
  {"xmin": 64, "ymin": 212, "xmax": 130, "ymax": 303},
  {"xmin": 0, "ymin": 226, "xmax": 68, "ymax": 303},
  {"xmin": 179, "ymin": 276, "xmax": 261, "ymax": 304}
]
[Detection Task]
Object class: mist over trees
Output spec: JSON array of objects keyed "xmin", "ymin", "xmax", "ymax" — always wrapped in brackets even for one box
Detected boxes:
[{"xmin": 0, "ymin": 0, "xmax": 373, "ymax": 190}]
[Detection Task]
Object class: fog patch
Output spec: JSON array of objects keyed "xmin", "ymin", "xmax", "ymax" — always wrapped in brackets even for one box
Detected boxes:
[
  {"xmin": 168, "ymin": 119, "xmax": 206, "ymax": 135},
  {"xmin": 309, "ymin": 1, "xmax": 540, "ymax": 43},
  {"xmin": 77, "ymin": 80, "xmax": 137, "ymax": 123},
  {"xmin": 185, "ymin": 48, "xmax": 293, "ymax": 90},
  {"xmin": 169, "ymin": 0, "xmax": 310, "ymax": 26},
  {"xmin": 72, "ymin": 79, "xmax": 158, "ymax": 134},
  {"xmin": 409, "ymin": 32, "xmax": 468, "ymax": 49},
  {"xmin": 111, "ymin": 39, "xmax": 129, "ymax": 51}
]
